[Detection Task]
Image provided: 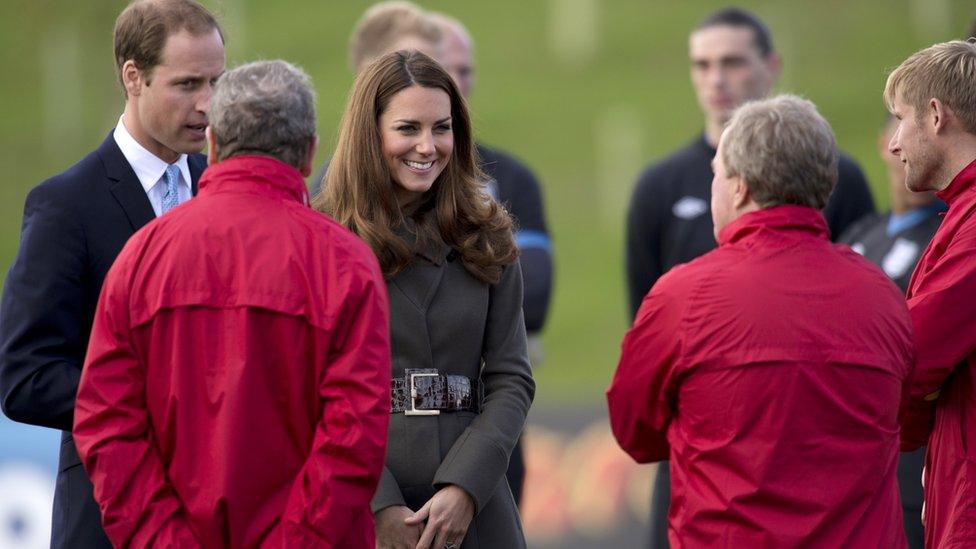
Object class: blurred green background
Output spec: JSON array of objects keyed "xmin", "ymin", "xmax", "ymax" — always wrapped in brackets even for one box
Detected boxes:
[{"xmin": 1, "ymin": 0, "xmax": 972, "ymax": 408}]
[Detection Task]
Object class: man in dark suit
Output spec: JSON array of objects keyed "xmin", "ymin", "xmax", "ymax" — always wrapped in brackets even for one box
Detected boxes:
[{"xmin": 0, "ymin": 1, "xmax": 224, "ymax": 547}]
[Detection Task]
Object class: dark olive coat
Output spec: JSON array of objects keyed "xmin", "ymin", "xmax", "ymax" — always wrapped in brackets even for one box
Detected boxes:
[{"xmin": 371, "ymin": 234, "xmax": 534, "ymax": 549}]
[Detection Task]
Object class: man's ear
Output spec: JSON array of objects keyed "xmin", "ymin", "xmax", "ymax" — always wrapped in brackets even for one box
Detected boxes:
[
  {"xmin": 206, "ymin": 126, "xmax": 218, "ymax": 166},
  {"xmin": 930, "ymin": 98, "xmax": 951, "ymax": 135},
  {"xmin": 732, "ymin": 177, "xmax": 751, "ymax": 210},
  {"xmin": 121, "ymin": 60, "xmax": 143, "ymax": 98}
]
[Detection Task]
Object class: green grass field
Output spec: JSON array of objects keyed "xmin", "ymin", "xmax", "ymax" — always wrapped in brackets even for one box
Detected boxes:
[{"xmin": 1, "ymin": 0, "xmax": 972, "ymax": 406}]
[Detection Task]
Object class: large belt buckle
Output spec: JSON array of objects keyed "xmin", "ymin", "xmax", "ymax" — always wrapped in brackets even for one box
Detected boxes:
[{"xmin": 405, "ymin": 372, "xmax": 440, "ymax": 416}]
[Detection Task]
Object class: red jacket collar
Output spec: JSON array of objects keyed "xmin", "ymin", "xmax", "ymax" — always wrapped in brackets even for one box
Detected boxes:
[
  {"xmin": 936, "ymin": 157, "xmax": 976, "ymax": 206},
  {"xmin": 198, "ymin": 155, "xmax": 309, "ymax": 205},
  {"xmin": 717, "ymin": 204, "xmax": 829, "ymax": 246}
]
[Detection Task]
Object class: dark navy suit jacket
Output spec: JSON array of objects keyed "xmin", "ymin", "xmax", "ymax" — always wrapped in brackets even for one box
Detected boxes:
[{"xmin": 0, "ymin": 132, "xmax": 205, "ymax": 548}]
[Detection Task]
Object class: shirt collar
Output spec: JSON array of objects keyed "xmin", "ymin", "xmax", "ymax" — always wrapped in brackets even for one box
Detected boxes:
[
  {"xmin": 113, "ymin": 115, "xmax": 191, "ymax": 192},
  {"xmin": 886, "ymin": 200, "xmax": 946, "ymax": 236},
  {"xmin": 936, "ymin": 157, "xmax": 976, "ymax": 206},
  {"xmin": 717, "ymin": 204, "xmax": 830, "ymax": 246}
]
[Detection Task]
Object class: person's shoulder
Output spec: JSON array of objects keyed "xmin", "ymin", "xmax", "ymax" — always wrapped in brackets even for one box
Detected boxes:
[
  {"xmin": 832, "ymin": 239, "xmax": 905, "ymax": 292},
  {"xmin": 26, "ymin": 144, "xmax": 108, "ymax": 209},
  {"xmin": 477, "ymin": 144, "xmax": 539, "ymax": 186},
  {"xmin": 652, "ymin": 245, "xmax": 724, "ymax": 294},
  {"xmin": 634, "ymin": 138, "xmax": 709, "ymax": 190},
  {"xmin": 836, "ymin": 151, "xmax": 868, "ymax": 180},
  {"xmin": 837, "ymin": 211, "xmax": 884, "ymax": 244},
  {"xmin": 303, "ymin": 209, "xmax": 380, "ymax": 267}
]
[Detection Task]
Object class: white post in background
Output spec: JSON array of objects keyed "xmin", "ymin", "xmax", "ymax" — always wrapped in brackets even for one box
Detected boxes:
[
  {"xmin": 594, "ymin": 105, "xmax": 645, "ymax": 231},
  {"xmin": 909, "ymin": 0, "xmax": 953, "ymax": 43},
  {"xmin": 548, "ymin": 0, "xmax": 599, "ymax": 69},
  {"xmin": 40, "ymin": 22, "xmax": 83, "ymax": 161}
]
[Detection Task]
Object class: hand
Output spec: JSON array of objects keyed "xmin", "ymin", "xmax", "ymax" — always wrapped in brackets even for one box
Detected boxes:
[
  {"xmin": 375, "ymin": 505, "xmax": 421, "ymax": 549},
  {"xmin": 405, "ymin": 484, "xmax": 475, "ymax": 549}
]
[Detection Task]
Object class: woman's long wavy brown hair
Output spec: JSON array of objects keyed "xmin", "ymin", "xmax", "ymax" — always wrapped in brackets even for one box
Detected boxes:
[{"xmin": 313, "ymin": 50, "xmax": 517, "ymax": 284}]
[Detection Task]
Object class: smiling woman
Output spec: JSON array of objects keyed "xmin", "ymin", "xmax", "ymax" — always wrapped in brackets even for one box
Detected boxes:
[
  {"xmin": 314, "ymin": 50, "xmax": 534, "ymax": 549},
  {"xmin": 379, "ymin": 85, "xmax": 454, "ymax": 208}
]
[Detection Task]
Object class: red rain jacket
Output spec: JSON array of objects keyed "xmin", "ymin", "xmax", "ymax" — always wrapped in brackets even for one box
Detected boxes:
[
  {"xmin": 73, "ymin": 156, "xmax": 391, "ymax": 548},
  {"xmin": 608, "ymin": 205, "xmax": 914, "ymax": 548},
  {"xmin": 903, "ymin": 159, "xmax": 976, "ymax": 548}
]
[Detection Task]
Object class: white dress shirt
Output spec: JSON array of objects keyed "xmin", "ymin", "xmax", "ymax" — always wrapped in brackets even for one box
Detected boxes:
[{"xmin": 113, "ymin": 116, "xmax": 192, "ymax": 216}]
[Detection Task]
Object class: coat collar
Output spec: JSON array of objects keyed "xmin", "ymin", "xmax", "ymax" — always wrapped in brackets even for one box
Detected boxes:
[
  {"xmin": 198, "ymin": 155, "xmax": 309, "ymax": 205},
  {"xmin": 936, "ymin": 157, "xmax": 976, "ymax": 206},
  {"xmin": 717, "ymin": 204, "xmax": 829, "ymax": 247},
  {"xmin": 396, "ymin": 217, "xmax": 452, "ymax": 266}
]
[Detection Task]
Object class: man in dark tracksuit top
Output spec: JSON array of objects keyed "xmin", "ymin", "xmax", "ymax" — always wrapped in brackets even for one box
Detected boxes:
[
  {"xmin": 838, "ymin": 115, "xmax": 944, "ymax": 549},
  {"xmin": 625, "ymin": 8, "xmax": 874, "ymax": 548},
  {"xmin": 0, "ymin": 2, "xmax": 224, "ymax": 547},
  {"xmin": 434, "ymin": 13, "xmax": 553, "ymax": 507}
]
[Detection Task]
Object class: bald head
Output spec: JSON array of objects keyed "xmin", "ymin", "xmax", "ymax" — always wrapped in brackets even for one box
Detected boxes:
[{"xmin": 430, "ymin": 12, "xmax": 475, "ymax": 97}]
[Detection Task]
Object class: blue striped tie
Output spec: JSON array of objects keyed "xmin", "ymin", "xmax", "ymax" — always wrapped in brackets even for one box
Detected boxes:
[{"xmin": 161, "ymin": 164, "xmax": 181, "ymax": 214}]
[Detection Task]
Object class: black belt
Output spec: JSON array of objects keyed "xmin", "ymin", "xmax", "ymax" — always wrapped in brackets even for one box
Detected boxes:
[{"xmin": 391, "ymin": 368, "xmax": 478, "ymax": 415}]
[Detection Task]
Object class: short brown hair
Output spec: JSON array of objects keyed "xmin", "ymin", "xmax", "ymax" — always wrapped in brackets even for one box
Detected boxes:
[
  {"xmin": 695, "ymin": 7, "xmax": 773, "ymax": 57},
  {"xmin": 315, "ymin": 51, "xmax": 517, "ymax": 284},
  {"xmin": 722, "ymin": 94, "xmax": 837, "ymax": 210},
  {"xmin": 348, "ymin": 1, "xmax": 441, "ymax": 72},
  {"xmin": 884, "ymin": 40, "xmax": 976, "ymax": 135},
  {"xmin": 114, "ymin": 0, "xmax": 223, "ymax": 89}
]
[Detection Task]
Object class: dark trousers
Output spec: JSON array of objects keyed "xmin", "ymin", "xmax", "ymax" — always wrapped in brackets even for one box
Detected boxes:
[
  {"xmin": 900, "ymin": 448, "xmax": 925, "ymax": 549},
  {"xmin": 649, "ymin": 463, "xmax": 670, "ymax": 548}
]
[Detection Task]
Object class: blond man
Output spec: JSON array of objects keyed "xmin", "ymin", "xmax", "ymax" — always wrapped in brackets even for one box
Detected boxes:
[{"xmin": 887, "ymin": 40, "xmax": 976, "ymax": 548}]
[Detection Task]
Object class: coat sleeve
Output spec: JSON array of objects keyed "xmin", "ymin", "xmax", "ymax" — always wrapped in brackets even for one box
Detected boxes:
[
  {"xmin": 73, "ymin": 241, "xmax": 199, "ymax": 548},
  {"xmin": 371, "ymin": 465, "xmax": 408, "ymax": 513},
  {"xmin": 275, "ymin": 258, "xmax": 392, "ymax": 544},
  {"xmin": 507, "ymin": 162, "xmax": 553, "ymax": 334},
  {"xmin": 0, "ymin": 183, "xmax": 86, "ymax": 430},
  {"xmin": 432, "ymin": 263, "xmax": 535, "ymax": 513},
  {"xmin": 606, "ymin": 274, "xmax": 685, "ymax": 463},
  {"xmin": 901, "ymin": 223, "xmax": 976, "ymax": 449}
]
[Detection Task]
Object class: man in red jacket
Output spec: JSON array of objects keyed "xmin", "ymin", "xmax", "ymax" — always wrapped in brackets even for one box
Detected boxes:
[
  {"xmin": 72, "ymin": 60, "xmax": 392, "ymax": 548},
  {"xmin": 607, "ymin": 94, "xmax": 914, "ymax": 547},
  {"xmin": 887, "ymin": 40, "xmax": 976, "ymax": 548}
]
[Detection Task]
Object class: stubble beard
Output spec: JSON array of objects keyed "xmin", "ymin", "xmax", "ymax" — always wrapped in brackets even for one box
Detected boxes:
[{"xmin": 904, "ymin": 139, "xmax": 945, "ymax": 193}]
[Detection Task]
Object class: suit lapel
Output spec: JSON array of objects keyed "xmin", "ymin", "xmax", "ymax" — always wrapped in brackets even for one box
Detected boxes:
[
  {"xmin": 188, "ymin": 153, "xmax": 207, "ymax": 195},
  {"xmin": 98, "ymin": 133, "xmax": 155, "ymax": 231}
]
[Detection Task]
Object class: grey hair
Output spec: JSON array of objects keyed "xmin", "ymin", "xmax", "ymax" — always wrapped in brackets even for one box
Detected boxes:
[
  {"xmin": 722, "ymin": 94, "xmax": 838, "ymax": 210},
  {"xmin": 209, "ymin": 60, "xmax": 316, "ymax": 168}
]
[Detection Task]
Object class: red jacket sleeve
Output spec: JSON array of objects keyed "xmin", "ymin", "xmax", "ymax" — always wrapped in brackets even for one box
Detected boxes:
[
  {"xmin": 606, "ymin": 274, "xmax": 686, "ymax": 463},
  {"xmin": 903, "ymin": 224, "xmax": 976, "ymax": 449},
  {"xmin": 274, "ymin": 258, "xmax": 391, "ymax": 545},
  {"xmin": 73, "ymin": 247, "xmax": 199, "ymax": 547}
]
